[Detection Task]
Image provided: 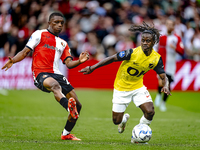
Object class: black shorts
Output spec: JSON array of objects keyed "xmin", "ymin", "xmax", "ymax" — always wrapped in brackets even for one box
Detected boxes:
[{"xmin": 34, "ymin": 72, "xmax": 74, "ymax": 95}]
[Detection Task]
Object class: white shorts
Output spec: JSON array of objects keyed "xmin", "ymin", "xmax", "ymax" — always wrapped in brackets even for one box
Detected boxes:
[{"xmin": 112, "ymin": 86, "xmax": 153, "ymax": 113}]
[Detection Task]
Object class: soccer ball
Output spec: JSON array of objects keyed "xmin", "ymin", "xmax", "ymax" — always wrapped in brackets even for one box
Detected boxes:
[{"xmin": 131, "ymin": 124, "xmax": 152, "ymax": 143}]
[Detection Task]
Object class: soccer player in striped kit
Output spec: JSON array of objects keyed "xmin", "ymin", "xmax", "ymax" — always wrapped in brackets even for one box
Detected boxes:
[
  {"xmin": 2, "ymin": 12, "xmax": 89, "ymax": 140},
  {"xmin": 154, "ymin": 18, "xmax": 184, "ymax": 111},
  {"xmin": 80, "ymin": 22, "xmax": 171, "ymax": 140}
]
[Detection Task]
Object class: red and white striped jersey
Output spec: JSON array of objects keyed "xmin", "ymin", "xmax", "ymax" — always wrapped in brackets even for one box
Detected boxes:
[
  {"xmin": 26, "ymin": 29, "xmax": 72, "ymax": 78},
  {"xmin": 158, "ymin": 33, "xmax": 184, "ymax": 78}
]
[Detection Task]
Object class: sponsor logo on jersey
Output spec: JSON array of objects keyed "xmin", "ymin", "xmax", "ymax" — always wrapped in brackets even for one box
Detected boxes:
[
  {"xmin": 43, "ymin": 44, "xmax": 61, "ymax": 53},
  {"xmin": 133, "ymin": 61, "xmax": 139, "ymax": 66},
  {"xmin": 45, "ymin": 35, "xmax": 50, "ymax": 38},
  {"xmin": 119, "ymin": 51, "xmax": 125, "ymax": 58},
  {"xmin": 149, "ymin": 63, "xmax": 154, "ymax": 68}
]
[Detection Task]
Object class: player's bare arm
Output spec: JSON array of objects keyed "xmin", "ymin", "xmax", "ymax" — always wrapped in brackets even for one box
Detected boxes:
[
  {"xmin": 1, "ymin": 47, "xmax": 31, "ymax": 71},
  {"xmin": 158, "ymin": 73, "xmax": 171, "ymax": 96},
  {"xmin": 79, "ymin": 54, "xmax": 119, "ymax": 74},
  {"xmin": 64, "ymin": 51, "xmax": 89, "ymax": 69}
]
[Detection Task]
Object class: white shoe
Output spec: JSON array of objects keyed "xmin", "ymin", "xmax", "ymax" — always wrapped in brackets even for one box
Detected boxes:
[
  {"xmin": 160, "ymin": 101, "xmax": 167, "ymax": 112},
  {"xmin": 154, "ymin": 94, "xmax": 161, "ymax": 107},
  {"xmin": 0, "ymin": 88, "xmax": 8, "ymax": 96},
  {"xmin": 118, "ymin": 113, "xmax": 130, "ymax": 133}
]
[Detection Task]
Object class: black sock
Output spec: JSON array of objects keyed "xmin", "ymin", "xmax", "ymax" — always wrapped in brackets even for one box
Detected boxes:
[
  {"xmin": 59, "ymin": 97, "xmax": 68, "ymax": 111},
  {"xmin": 158, "ymin": 86, "xmax": 162, "ymax": 94},
  {"xmin": 163, "ymin": 93, "xmax": 168, "ymax": 102},
  {"xmin": 65, "ymin": 120, "xmax": 76, "ymax": 132}
]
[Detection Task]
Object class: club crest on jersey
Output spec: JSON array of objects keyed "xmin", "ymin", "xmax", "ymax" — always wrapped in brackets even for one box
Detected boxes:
[
  {"xmin": 42, "ymin": 75, "xmax": 48, "ymax": 78},
  {"xmin": 61, "ymin": 42, "xmax": 65, "ymax": 47},
  {"xmin": 149, "ymin": 63, "xmax": 154, "ymax": 68},
  {"xmin": 119, "ymin": 51, "xmax": 125, "ymax": 58}
]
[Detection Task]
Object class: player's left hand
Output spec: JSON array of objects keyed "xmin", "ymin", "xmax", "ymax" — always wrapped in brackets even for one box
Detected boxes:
[
  {"xmin": 79, "ymin": 66, "xmax": 93, "ymax": 74},
  {"xmin": 79, "ymin": 51, "xmax": 89, "ymax": 63},
  {"xmin": 161, "ymin": 86, "xmax": 172, "ymax": 96}
]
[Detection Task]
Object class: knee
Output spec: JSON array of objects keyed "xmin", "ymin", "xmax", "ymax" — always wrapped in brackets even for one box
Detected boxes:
[{"xmin": 51, "ymin": 82, "xmax": 61, "ymax": 92}]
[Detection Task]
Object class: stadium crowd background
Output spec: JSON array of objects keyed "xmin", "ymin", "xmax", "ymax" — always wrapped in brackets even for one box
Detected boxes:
[{"xmin": 0, "ymin": 0, "xmax": 200, "ymax": 61}]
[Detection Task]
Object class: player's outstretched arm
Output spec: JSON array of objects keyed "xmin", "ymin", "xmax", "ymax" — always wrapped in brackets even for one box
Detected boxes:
[
  {"xmin": 158, "ymin": 73, "xmax": 172, "ymax": 96},
  {"xmin": 65, "ymin": 51, "xmax": 89, "ymax": 69},
  {"xmin": 1, "ymin": 47, "xmax": 31, "ymax": 71},
  {"xmin": 79, "ymin": 54, "xmax": 118, "ymax": 74}
]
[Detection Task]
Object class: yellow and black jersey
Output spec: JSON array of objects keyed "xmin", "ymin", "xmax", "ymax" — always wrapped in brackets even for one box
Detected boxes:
[{"xmin": 114, "ymin": 46, "xmax": 165, "ymax": 91}]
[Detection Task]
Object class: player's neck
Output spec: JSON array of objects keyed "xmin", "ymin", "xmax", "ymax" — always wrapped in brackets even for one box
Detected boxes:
[
  {"xmin": 167, "ymin": 31, "xmax": 173, "ymax": 35},
  {"xmin": 47, "ymin": 28, "xmax": 59, "ymax": 37}
]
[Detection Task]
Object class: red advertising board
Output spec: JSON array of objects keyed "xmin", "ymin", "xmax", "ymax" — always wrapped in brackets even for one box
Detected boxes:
[
  {"xmin": 0, "ymin": 57, "xmax": 36, "ymax": 89},
  {"xmin": 68, "ymin": 59, "xmax": 200, "ymax": 91},
  {"xmin": 0, "ymin": 58, "xmax": 200, "ymax": 91}
]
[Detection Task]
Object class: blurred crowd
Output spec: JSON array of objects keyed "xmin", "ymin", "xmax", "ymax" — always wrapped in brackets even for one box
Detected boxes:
[{"xmin": 1, "ymin": 0, "xmax": 200, "ymax": 61}]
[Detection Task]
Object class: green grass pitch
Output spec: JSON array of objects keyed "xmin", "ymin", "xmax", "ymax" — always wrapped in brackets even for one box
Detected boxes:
[{"xmin": 0, "ymin": 89, "xmax": 200, "ymax": 150}]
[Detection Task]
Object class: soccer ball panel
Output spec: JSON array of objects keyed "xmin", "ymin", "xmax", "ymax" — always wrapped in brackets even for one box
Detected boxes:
[{"xmin": 131, "ymin": 124, "xmax": 152, "ymax": 143}]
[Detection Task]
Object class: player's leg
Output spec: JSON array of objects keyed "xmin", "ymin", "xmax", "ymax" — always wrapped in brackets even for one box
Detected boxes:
[
  {"xmin": 112, "ymin": 89, "xmax": 131, "ymax": 133},
  {"xmin": 61, "ymin": 89, "xmax": 81, "ymax": 140},
  {"xmin": 44, "ymin": 79, "xmax": 80, "ymax": 140},
  {"xmin": 159, "ymin": 74, "xmax": 173, "ymax": 111},
  {"xmin": 49, "ymin": 74, "xmax": 81, "ymax": 140},
  {"xmin": 34, "ymin": 73, "xmax": 80, "ymax": 140},
  {"xmin": 139, "ymin": 102, "xmax": 155, "ymax": 125},
  {"xmin": 112, "ymin": 103, "xmax": 130, "ymax": 133},
  {"xmin": 42, "ymin": 77, "xmax": 79, "ymax": 119},
  {"xmin": 43, "ymin": 77, "xmax": 65, "ymax": 101},
  {"xmin": 133, "ymin": 86, "xmax": 154, "ymax": 125},
  {"xmin": 154, "ymin": 78, "xmax": 162, "ymax": 107}
]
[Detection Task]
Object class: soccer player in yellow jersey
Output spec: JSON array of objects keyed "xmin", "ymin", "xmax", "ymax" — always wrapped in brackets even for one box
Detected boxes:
[{"xmin": 80, "ymin": 22, "xmax": 171, "ymax": 136}]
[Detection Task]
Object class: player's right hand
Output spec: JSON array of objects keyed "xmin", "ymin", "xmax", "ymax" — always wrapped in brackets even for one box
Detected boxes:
[{"xmin": 1, "ymin": 56, "xmax": 14, "ymax": 71}]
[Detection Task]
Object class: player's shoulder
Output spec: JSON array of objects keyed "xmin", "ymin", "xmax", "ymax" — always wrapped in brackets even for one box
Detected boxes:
[
  {"xmin": 132, "ymin": 46, "xmax": 141, "ymax": 52},
  {"xmin": 57, "ymin": 36, "xmax": 67, "ymax": 43},
  {"xmin": 57, "ymin": 37, "xmax": 68, "ymax": 47},
  {"xmin": 159, "ymin": 34, "xmax": 167, "ymax": 39},
  {"xmin": 152, "ymin": 49, "xmax": 161, "ymax": 57},
  {"xmin": 174, "ymin": 33, "xmax": 182, "ymax": 40}
]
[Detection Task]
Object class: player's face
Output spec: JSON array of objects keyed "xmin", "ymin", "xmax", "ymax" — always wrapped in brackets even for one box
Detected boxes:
[
  {"xmin": 141, "ymin": 33, "xmax": 154, "ymax": 55},
  {"xmin": 166, "ymin": 20, "xmax": 174, "ymax": 33},
  {"xmin": 49, "ymin": 16, "xmax": 64, "ymax": 35}
]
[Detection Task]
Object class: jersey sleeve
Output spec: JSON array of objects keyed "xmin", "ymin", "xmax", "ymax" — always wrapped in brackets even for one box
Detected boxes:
[
  {"xmin": 60, "ymin": 43, "xmax": 73, "ymax": 63},
  {"xmin": 153, "ymin": 57, "xmax": 165, "ymax": 74},
  {"xmin": 26, "ymin": 30, "xmax": 41, "ymax": 51},
  {"xmin": 175, "ymin": 34, "xmax": 184, "ymax": 55},
  {"xmin": 117, "ymin": 49, "xmax": 133, "ymax": 61}
]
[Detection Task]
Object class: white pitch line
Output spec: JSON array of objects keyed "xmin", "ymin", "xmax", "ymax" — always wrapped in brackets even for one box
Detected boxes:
[{"xmin": 0, "ymin": 116, "xmax": 200, "ymax": 122}]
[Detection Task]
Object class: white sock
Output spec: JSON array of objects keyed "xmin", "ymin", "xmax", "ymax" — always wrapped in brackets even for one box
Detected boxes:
[
  {"xmin": 121, "ymin": 114, "xmax": 127, "ymax": 124},
  {"xmin": 140, "ymin": 115, "xmax": 152, "ymax": 125},
  {"xmin": 156, "ymin": 93, "xmax": 161, "ymax": 98},
  {"xmin": 62, "ymin": 129, "xmax": 70, "ymax": 135}
]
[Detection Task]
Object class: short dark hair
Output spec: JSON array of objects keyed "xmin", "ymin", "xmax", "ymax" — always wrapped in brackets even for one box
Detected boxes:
[
  {"xmin": 129, "ymin": 22, "xmax": 161, "ymax": 44},
  {"xmin": 49, "ymin": 12, "xmax": 64, "ymax": 21}
]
